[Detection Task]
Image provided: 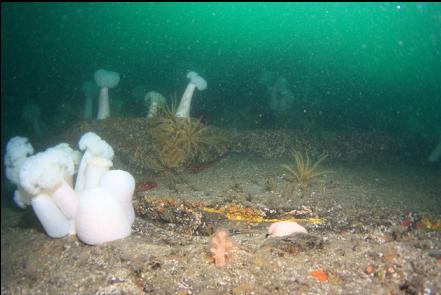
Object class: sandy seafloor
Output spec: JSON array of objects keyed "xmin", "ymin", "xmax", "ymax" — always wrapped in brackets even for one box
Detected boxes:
[{"xmin": 1, "ymin": 125, "xmax": 441, "ymax": 295}]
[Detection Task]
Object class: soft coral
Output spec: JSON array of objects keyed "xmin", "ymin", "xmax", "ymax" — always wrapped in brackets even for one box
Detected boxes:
[{"xmin": 209, "ymin": 229, "xmax": 234, "ymax": 267}]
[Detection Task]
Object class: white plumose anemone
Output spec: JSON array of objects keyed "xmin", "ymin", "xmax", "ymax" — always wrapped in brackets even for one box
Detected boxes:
[
  {"xmin": 74, "ymin": 132, "xmax": 114, "ymax": 194},
  {"xmin": 145, "ymin": 91, "xmax": 167, "ymax": 118},
  {"xmin": 94, "ymin": 69, "xmax": 120, "ymax": 120},
  {"xmin": 100, "ymin": 169, "xmax": 136, "ymax": 225},
  {"xmin": 18, "ymin": 148, "xmax": 78, "ymax": 237},
  {"xmin": 32, "ymin": 193, "xmax": 72, "ymax": 238},
  {"xmin": 175, "ymin": 71, "xmax": 207, "ymax": 118},
  {"xmin": 5, "ymin": 136, "xmax": 34, "ymax": 187},
  {"xmin": 4, "ymin": 136, "xmax": 34, "ymax": 209},
  {"xmin": 76, "ymin": 187, "xmax": 132, "ymax": 245}
]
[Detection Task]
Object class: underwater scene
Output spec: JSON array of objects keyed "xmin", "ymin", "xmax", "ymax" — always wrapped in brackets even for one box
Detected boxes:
[{"xmin": 1, "ymin": 2, "xmax": 441, "ymax": 294}]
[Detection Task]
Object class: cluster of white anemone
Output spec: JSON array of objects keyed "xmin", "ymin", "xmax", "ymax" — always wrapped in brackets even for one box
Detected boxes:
[
  {"xmin": 7, "ymin": 69, "xmax": 210, "ymax": 245},
  {"xmin": 4, "ymin": 132, "xmax": 135, "ymax": 245},
  {"xmin": 81, "ymin": 69, "xmax": 207, "ymax": 121}
]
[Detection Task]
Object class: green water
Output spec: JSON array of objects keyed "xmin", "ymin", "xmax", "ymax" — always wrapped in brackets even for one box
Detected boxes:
[{"xmin": 2, "ymin": 2, "xmax": 441, "ymax": 154}]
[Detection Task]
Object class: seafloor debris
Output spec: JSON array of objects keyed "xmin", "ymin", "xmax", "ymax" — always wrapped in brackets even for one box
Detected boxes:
[
  {"xmin": 261, "ymin": 232, "xmax": 326, "ymax": 256},
  {"xmin": 399, "ymin": 213, "xmax": 441, "ymax": 231},
  {"xmin": 309, "ymin": 269, "xmax": 329, "ymax": 282},
  {"xmin": 134, "ymin": 196, "xmax": 324, "ymax": 236},
  {"xmin": 418, "ymin": 216, "xmax": 441, "ymax": 231},
  {"xmin": 135, "ymin": 181, "xmax": 158, "ymax": 193},
  {"xmin": 134, "ymin": 195, "xmax": 209, "ymax": 236}
]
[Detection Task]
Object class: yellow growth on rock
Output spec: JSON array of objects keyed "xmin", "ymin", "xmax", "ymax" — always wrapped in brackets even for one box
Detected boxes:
[
  {"xmin": 203, "ymin": 203, "xmax": 324, "ymax": 225},
  {"xmin": 420, "ymin": 216, "xmax": 441, "ymax": 231}
]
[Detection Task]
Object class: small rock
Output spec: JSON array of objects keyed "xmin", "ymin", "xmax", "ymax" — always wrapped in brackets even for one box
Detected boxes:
[{"xmin": 261, "ymin": 233, "xmax": 326, "ymax": 255}]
